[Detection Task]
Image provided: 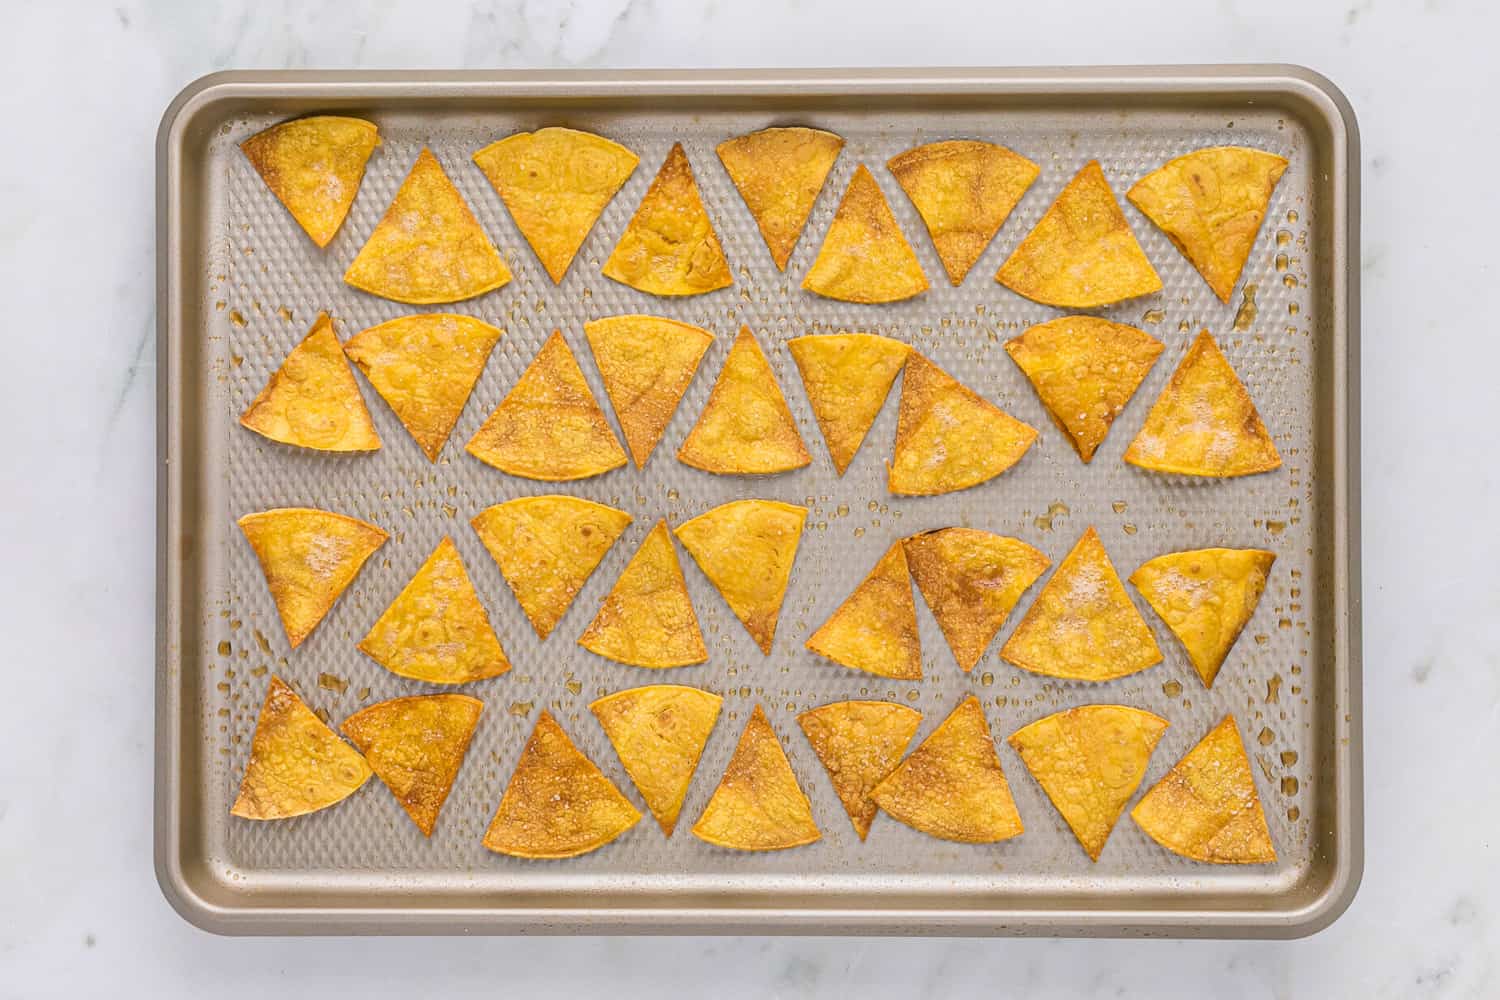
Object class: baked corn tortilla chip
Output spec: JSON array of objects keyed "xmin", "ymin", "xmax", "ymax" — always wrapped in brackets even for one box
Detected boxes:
[
  {"xmin": 677, "ymin": 326, "xmax": 811, "ymax": 475},
  {"xmin": 340, "ymin": 693, "xmax": 483, "ymax": 836},
  {"xmin": 1129, "ymin": 547, "xmax": 1275, "ymax": 688},
  {"xmin": 583, "ymin": 315, "xmax": 714, "ymax": 468},
  {"xmin": 674, "ymin": 500, "xmax": 808, "ymax": 654},
  {"xmin": 797, "ymin": 700, "xmax": 922, "ymax": 840},
  {"xmin": 802, "ymin": 165, "xmax": 929, "ymax": 303},
  {"xmin": 787, "ymin": 333, "xmax": 911, "ymax": 475},
  {"xmin": 239, "ymin": 312, "xmax": 381, "ymax": 452},
  {"xmin": 716, "ymin": 126, "xmax": 844, "ymax": 270},
  {"xmin": 578, "ymin": 521, "xmax": 707, "ymax": 668},
  {"xmin": 691, "ymin": 706, "xmax": 821, "ymax": 851},
  {"xmin": 805, "ymin": 541, "xmax": 922, "ymax": 680},
  {"xmin": 602, "ymin": 143, "xmax": 732, "ymax": 296},
  {"xmin": 240, "ymin": 115, "xmax": 379, "ymax": 248},
  {"xmin": 231, "ymin": 676, "xmax": 372, "ymax": 820},
  {"xmin": 590, "ymin": 685, "xmax": 723, "ymax": 836}
]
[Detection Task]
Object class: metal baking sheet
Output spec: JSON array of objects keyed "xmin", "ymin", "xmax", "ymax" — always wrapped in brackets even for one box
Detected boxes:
[{"xmin": 155, "ymin": 67, "xmax": 1360, "ymax": 937}]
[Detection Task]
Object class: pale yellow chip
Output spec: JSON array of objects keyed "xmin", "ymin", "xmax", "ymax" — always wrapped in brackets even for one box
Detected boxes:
[
  {"xmin": 602, "ymin": 143, "xmax": 732, "ymax": 296},
  {"xmin": 691, "ymin": 706, "xmax": 821, "ymax": 851},
  {"xmin": 482, "ymin": 711, "xmax": 641, "ymax": 859},
  {"xmin": 238, "ymin": 507, "xmax": 387, "ymax": 648},
  {"xmin": 465, "ymin": 330, "xmax": 628, "ymax": 480},
  {"xmin": 1131, "ymin": 715, "xmax": 1276, "ymax": 864},
  {"xmin": 1128, "ymin": 146, "xmax": 1289, "ymax": 303},
  {"xmin": 1008, "ymin": 705, "xmax": 1168, "ymax": 861},
  {"xmin": 578, "ymin": 521, "xmax": 707, "ymax": 668},
  {"xmin": 888, "ymin": 140, "xmax": 1039, "ymax": 285},
  {"xmin": 996, "ymin": 160, "xmax": 1162, "ymax": 308},
  {"xmin": 472, "ymin": 127, "xmax": 639, "ymax": 283},
  {"xmin": 341, "ymin": 693, "xmax": 483, "ymax": 836},
  {"xmin": 584, "ymin": 315, "xmax": 714, "ymax": 467},
  {"xmin": 1000, "ymin": 526, "xmax": 1163, "ymax": 682},
  {"xmin": 787, "ymin": 333, "xmax": 911, "ymax": 475},
  {"xmin": 716, "ymin": 126, "xmax": 844, "ymax": 270},
  {"xmin": 805, "ymin": 542, "xmax": 922, "ymax": 680},
  {"xmin": 674, "ymin": 500, "xmax": 808, "ymax": 654},
  {"xmin": 232, "ymin": 676, "xmax": 372, "ymax": 820},
  {"xmin": 677, "ymin": 326, "xmax": 811, "ymax": 475},
  {"xmin": 903, "ymin": 528, "xmax": 1050, "ymax": 673},
  {"xmin": 802, "ymin": 165, "xmax": 929, "ymax": 303},
  {"xmin": 471, "ymin": 496, "xmax": 632, "ymax": 640},
  {"xmin": 1124, "ymin": 330, "xmax": 1281, "ymax": 477},
  {"xmin": 344, "ymin": 148, "xmax": 511, "ymax": 304},
  {"xmin": 797, "ymin": 700, "xmax": 922, "ymax": 840},
  {"xmin": 240, "ymin": 116, "xmax": 379, "ymax": 248},
  {"xmin": 1004, "ymin": 316, "xmax": 1163, "ymax": 463},
  {"xmin": 239, "ymin": 312, "xmax": 381, "ymax": 452},
  {"xmin": 1129, "ymin": 548, "xmax": 1276, "ymax": 688},
  {"xmin": 590, "ymin": 685, "xmax": 723, "ymax": 836},
  {"xmin": 869, "ymin": 696, "xmax": 1023, "ymax": 844}
]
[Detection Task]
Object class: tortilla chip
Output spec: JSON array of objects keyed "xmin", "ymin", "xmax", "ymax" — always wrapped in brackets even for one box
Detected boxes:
[
  {"xmin": 602, "ymin": 143, "xmax": 732, "ymax": 296},
  {"xmin": 578, "ymin": 521, "xmax": 707, "ymax": 668},
  {"xmin": 888, "ymin": 140, "xmax": 1039, "ymax": 285},
  {"xmin": 1129, "ymin": 548, "xmax": 1275, "ymax": 688},
  {"xmin": 796, "ymin": 700, "xmax": 921, "ymax": 840},
  {"xmin": 887, "ymin": 352, "xmax": 1036, "ymax": 496},
  {"xmin": 1008, "ymin": 705, "xmax": 1168, "ymax": 860},
  {"xmin": 716, "ymin": 126, "xmax": 844, "ymax": 270},
  {"xmin": 869, "ymin": 696, "xmax": 1023, "ymax": 844},
  {"xmin": 231, "ymin": 676, "xmax": 371, "ymax": 820},
  {"xmin": 691, "ymin": 706, "xmax": 820, "ymax": 851},
  {"xmin": 465, "ymin": 330, "xmax": 628, "ymax": 480},
  {"xmin": 238, "ymin": 507, "xmax": 387, "ymax": 648},
  {"xmin": 1124, "ymin": 330, "xmax": 1281, "ymax": 477},
  {"xmin": 343, "ymin": 313, "xmax": 502, "ymax": 461},
  {"xmin": 240, "ymin": 116, "xmax": 379, "ymax": 248},
  {"xmin": 239, "ymin": 312, "xmax": 381, "ymax": 452},
  {"xmin": 996, "ymin": 160, "xmax": 1162, "ymax": 308},
  {"xmin": 340, "ymin": 694, "xmax": 483, "ymax": 836},
  {"xmin": 1004, "ymin": 316, "xmax": 1163, "ymax": 462},
  {"xmin": 677, "ymin": 326, "xmax": 811, "ymax": 475},
  {"xmin": 1128, "ymin": 146, "xmax": 1289, "ymax": 303},
  {"xmin": 589, "ymin": 685, "xmax": 723, "ymax": 835},
  {"xmin": 1131, "ymin": 715, "xmax": 1276, "ymax": 864},
  {"xmin": 472, "ymin": 127, "xmax": 638, "ymax": 283},
  {"xmin": 674, "ymin": 500, "xmax": 808, "ymax": 654},
  {"xmin": 471, "ymin": 496, "xmax": 632, "ymax": 639},
  {"xmin": 805, "ymin": 542, "xmax": 922, "ymax": 680},
  {"xmin": 903, "ymin": 528, "xmax": 1050, "ymax": 673},
  {"xmin": 584, "ymin": 315, "xmax": 714, "ymax": 467},
  {"xmin": 358, "ymin": 537, "xmax": 510, "ymax": 685},
  {"xmin": 344, "ymin": 148, "xmax": 510, "ymax": 304},
  {"xmin": 802, "ymin": 165, "xmax": 928, "ymax": 303},
  {"xmin": 1000, "ymin": 527, "xmax": 1162, "ymax": 682},
  {"xmin": 482, "ymin": 711, "xmax": 641, "ymax": 859},
  {"xmin": 787, "ymin": 333, "xmax": 911, "ymax": 475}
]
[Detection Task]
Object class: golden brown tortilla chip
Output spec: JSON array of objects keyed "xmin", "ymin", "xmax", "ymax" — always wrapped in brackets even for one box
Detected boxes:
[
  {"xmin": 590, "ymin": 685, "xmax": 723, "ymax": 836},
  {"xmin": 231, "ymin": 676, "xmax": 371, "ymax": 820},
  {"xmin": 796, "ymin": 700, "xmax": 921, "ymax": 840},
  {"xmin": 805, "ymin": 542, "xmax": 922, "ymax": 680},
  {"xmin": 239, "ymin": 312, "xmax": 381, "ymax": 452},
  {"xmin": 716, "ymin": 126, "xmax": 844, "ymax": 270},
  {"xmin": 691, "ymin": 706, "xmax": 821, "ymax": 851},
  {"xmin": 240, "ymin": 115, "xmax": 379, "ymax": 248},
  {"xmin": 802, "ymin": 165, "xmax": 928, "ymax": 303},
  {"xmin": 340, "ymin": 693, "xmax": 483, "ymax": 836},
  {"xmin": 677, "ymin": 326, "xmax": 811, "ymax": 475},
  {"xmin": 584, "ymin": 315, "xmax": 714, "ymax": 467},
  {"xmin": 602, "ymin": 143, "xmax": 732, "ymax": 296},
  {"xmin": 1129, "ymin": 547, "xmax": 1275, "ymax": 688},
  {"xmin": 674, "ymin": 500, "xmax": 807, "ymax": 654},
  {"xmin": 787, "ymin": 333, "xmax": 911, "ymax": 475},
  {"xmin": 578, "ymin": 521, "xmax": 707, "ymax": 668}
]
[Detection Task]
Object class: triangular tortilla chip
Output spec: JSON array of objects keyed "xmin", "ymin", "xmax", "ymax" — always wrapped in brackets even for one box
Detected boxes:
[
  {"xmin": 472, "ymin": 127, "xmax": 639, "ymax": 283},
  {"xmin": 869, "ymin": 696, "xmax": 1023, "ymax": 844},
  {"xmin": 1129, "ymin": 547, "xmax": 1275, "ymax": 688},
  {"xmin": 1124, "ymin": 330, "xmax": 1281, "ymax": 477},
  {"xmin": 240, "ymin": 116, "xmax": 379, "ymax": 248},
  {"xmin": 589, "ymin": 685, "xmax": 723, "ymax": 836},
  {"xmin": 1005, "ymin": 316, "xmax": 1163, "ymax": 463},
  {"xmin": 996, "ymin": 160, "xmax": 1162, "ymax": 308},
  {"xmin": 584, "ymin": 315, "xmax": 713, "ymax": 467},
  {"xmin": 602, "ymin": 143, "xmax": 732, "ymax": 296},
  {"xmin": 231, "ymin": 676, "xmax": 371, "ymax": 820},
  {"xmin": 691, "ymin": 706, "xmax": 821, "ymax": 851},
  {"xmin": 465, "ymin": 330, "xmax": 628, "ymax": 480},
  {"xmin": 787, "ymin": 333, "xmax": 910, "ymax": 475},
  {"xmin": 796, "ymin": 700, "xmax": 922, "ymax": 840},
  {"xmin": 1008, "ymin": 705, "xmax": 1168, "ymax": 860},
  {"xmin": 578, "ymin": 521, "xmax": 707, "ymax": 668},
  {"xmin": 482, "ymin": 711, "xmax": 641, "ymax": 859},
  {"xmin": 1128, "ymin": 146, "xmax": 1289, "ymax": 303},
  {"xmin": 471, "ymin": 496, "xmax": 632, "ymax": 639},
  {"xmin": 887, "ymin": 352, "xmax": 1036, "ymax": 496},
  {"xmin": 674, "ymin": 500, "xmax": 807, "ymax": 654},
  {"xmin": 340, "ymin": 694, "xmax": 483, "ymax": 836},
  {"xmin": 805, "ymin": 542, "xmax": 922, "ymax": 680},
  {"xmin": 343, "ymin": 313, "xmax": 502, "ymax": 461},
  {"xmin": 344, "ymin": 147, "xmax": 511, "ymax": 304},
  {"xmin": 888, "ymin": 140, "xmax": 1039, "ymax": 285},
  {"xmin": 802, "ymin": 165, "xmax": 929, "ymax": 303},
  {"xmin": 677, "ymin": 326, "xmax": 811, "ymax": 475},
  {"xmin": 239, "ymin": 312, "xmax": 381, "ymax": 452},
  {"xmin": 1131, "ymin": 715, "xmax": 1276, "ymax": 864},
  {"xmin": 903, "ymin": 528, "xmax": 1050, "ymax": 673},
  {"xmin": 716, "ymin": 126, "xmax": 844, "ymax": 270},
  {"xmin": 238, "ymin": 507, "xmax": 387, "ymax": 648}
]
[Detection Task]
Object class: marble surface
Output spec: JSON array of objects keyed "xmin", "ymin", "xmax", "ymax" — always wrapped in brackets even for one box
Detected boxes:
[{"xmin": 0, "ymin": 0, "xmax": 1494, "ymax": 995}]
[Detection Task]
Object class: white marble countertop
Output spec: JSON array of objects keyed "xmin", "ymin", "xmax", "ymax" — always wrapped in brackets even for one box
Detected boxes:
[{"xmin": 1, "ymin": 0, "xmax": 1494, "ymax": 995}]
